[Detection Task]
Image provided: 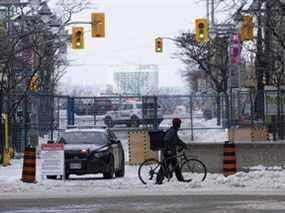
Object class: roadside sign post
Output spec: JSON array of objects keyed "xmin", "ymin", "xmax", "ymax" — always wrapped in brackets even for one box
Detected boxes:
[{"xmin": 41, "ymin": 144, "xmax": 64, "ymax": 180}]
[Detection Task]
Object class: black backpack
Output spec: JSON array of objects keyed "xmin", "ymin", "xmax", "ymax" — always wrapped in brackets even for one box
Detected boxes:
[{"xmin": 149, "ymin": 130, "xmax": 165, "ymax": 151}]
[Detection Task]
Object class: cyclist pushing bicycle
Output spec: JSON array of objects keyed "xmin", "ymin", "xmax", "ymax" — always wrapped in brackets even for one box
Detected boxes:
[
  {"xmin": 138, "ymin": 117, "xmax": 207, "ymax": 185},
  {"xmin": 156, "ymin": 117, "xmax": 188, "ymax": 184}
]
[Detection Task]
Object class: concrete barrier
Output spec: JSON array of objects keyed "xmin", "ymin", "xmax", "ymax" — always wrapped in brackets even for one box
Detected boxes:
[{"xmin": 186, "ymin": 142, "xmax": 285, "ymax": 173}]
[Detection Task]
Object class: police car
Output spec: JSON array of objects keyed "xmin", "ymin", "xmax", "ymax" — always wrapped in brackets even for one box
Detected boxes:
[{"xmin": 57, "ymin": 126, "xmax": 125, "ymax": 179}]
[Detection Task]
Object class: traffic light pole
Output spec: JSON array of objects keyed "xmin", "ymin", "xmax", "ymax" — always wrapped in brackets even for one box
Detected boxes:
[
  {"xmin": 159, "ymin": 37, "xmax": 178, "ymax": 42},
  {"xmin": 64, "ymin": 21, "xmax": 92, "ymax": 26},
  {"xmin": 255, "ymin": 0, "xmax": 264, "ymax": 121}
]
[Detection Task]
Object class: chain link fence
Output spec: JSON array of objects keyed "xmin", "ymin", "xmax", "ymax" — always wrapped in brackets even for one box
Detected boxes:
[
  {"xmin": 5, "ymin": 90, "xmax": 285, "ymax": 153},
  {"xmin": 5, "ymin": 94, "xmax": 226, "ymax": 153}
]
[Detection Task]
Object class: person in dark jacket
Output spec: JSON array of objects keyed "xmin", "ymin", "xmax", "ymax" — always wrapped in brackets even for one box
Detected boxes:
[{"xmin": 156, "ymin": 117, "xmax": 188, "ymax": 184}]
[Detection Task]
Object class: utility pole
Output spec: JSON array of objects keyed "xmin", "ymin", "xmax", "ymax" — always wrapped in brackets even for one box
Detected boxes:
[
  {"xmin": 205, "ymin": 0, "xmax": 215, "ymax": 26},
  {"xmin": 255, "ymin": 0, "xmax": 265, "ymax": 121},
  {"xmin": 206, "ymin": 0, "xmax": 236, "ymax": 129},
  {"xmin": 211, "ymin": 0, "xmax": 215, "ymax": 26},
  {"xmin": 264, "ymin": 1, "xmax": 272, "ymax": 85},
  {"xmin": 206, "ymin": 0, "xmax": 210, "ymax": 21}
]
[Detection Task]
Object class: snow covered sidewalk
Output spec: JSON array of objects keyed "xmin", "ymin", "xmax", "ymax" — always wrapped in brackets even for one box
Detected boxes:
[{"xmin": 1, "ymin": 160, "xmax": 285, "ymax": 197}]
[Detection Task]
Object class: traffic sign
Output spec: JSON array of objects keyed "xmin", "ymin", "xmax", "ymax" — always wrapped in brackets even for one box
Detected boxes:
[{"xmin": 41, "ymin": 144, "xmax": 64, "ymax": 179}]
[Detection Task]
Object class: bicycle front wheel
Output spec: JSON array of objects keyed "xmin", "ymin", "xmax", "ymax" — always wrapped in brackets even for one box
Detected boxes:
[
  {"xmin": 138, "ymin": 159, "xmax": 164, "ymax": 185},
  {"xmin": 181, "ymin": 159, "xmax": 207, "ymax": 182}
]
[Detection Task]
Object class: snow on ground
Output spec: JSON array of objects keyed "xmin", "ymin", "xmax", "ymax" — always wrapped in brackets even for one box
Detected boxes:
[{"xmin": 1, "ymin": 159, "xmax": 285, "ymax": 197}]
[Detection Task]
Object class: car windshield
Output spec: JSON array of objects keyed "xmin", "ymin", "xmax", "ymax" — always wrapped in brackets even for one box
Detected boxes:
[{"xmin": 60, "ymin": 131, "xmax": 108, "ymax": 145}]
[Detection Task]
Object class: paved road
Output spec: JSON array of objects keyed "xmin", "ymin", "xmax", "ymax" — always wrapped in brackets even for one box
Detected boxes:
[{"xmin": 1, "ymin": 194, "xmax": 285, "ymax": 213}]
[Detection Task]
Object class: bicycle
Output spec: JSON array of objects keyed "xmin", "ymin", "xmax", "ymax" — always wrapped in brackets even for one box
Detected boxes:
[{"xmin": 138, "ymin": 148, "xmax": 207, "ymax": 185}]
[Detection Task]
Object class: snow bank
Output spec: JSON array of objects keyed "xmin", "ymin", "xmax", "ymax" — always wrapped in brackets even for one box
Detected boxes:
[{"xmin": 1, "ymin": 160, "xmax": 285, "ymax": 197}]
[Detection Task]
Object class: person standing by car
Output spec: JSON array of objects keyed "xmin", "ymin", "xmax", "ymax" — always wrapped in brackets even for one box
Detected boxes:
[{"xmin": 156, "ymin": 117, "xmax": 188, "ymax": 184}]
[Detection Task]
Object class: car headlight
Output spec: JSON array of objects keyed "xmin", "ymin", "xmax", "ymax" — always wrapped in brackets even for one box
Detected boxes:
[{"xmin": 80, "ymin": 149, "xmax": 89, "ymax": 157}]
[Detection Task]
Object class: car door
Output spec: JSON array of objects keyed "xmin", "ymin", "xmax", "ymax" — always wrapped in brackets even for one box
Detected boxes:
[{"xmin": 107, "ymin": 130, "xmax": 120, "ymax": 170}]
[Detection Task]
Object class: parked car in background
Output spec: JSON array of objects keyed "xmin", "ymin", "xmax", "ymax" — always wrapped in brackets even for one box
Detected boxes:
[
  {"xmin": 56, "ymin": 126, "xmax": 125, "ymax": 179},
  {"xmin": 103, "ymin": 101, "xmax": 163, "ymax": 128}
]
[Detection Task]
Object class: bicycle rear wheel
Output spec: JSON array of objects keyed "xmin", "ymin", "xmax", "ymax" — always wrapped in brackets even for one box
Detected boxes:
[
  {"xmin": 181, "ymin": 159, "xmax": 207, "ymax": 182},
  {"xmin": 138, "ymin": 159, "xmax": 164, "ymax": 185}
]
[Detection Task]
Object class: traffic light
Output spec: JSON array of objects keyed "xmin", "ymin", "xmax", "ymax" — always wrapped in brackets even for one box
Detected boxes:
[
  {"xmin": 155, "ymin": 37, "xmax": 163, "ymax": 53},
  {"xmin": 195, "ymin": 18, "xmax": 209, "ymax": 43},
  {"xmin": 240, "ymin": 15, "xmax": 253, "ymax": 41},
  {"xmin": 72, "ymin": 27, "xmax": 84, "ymax": 49},
  {"xmin": 28, "ymin": 75, "xmax": 40, "ymax": 92},
  {"xmin": 91, "ymin": 13, "xmax": 105, "ymax": 38}
]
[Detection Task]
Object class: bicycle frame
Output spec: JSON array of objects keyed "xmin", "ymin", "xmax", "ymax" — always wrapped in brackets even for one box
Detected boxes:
[{"xmin": 137, "ymin": 148, "xmax": 207, "ymax": 185}]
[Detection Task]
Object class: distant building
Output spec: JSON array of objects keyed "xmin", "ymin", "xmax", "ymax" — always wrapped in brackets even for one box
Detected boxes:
[
  {"xmin": 159, "ymin": 86, "xmax": 189, "ymax": 95},
  {"xmin": 113, "ymin": 64, "xmax": 159, "ymax": 95}
]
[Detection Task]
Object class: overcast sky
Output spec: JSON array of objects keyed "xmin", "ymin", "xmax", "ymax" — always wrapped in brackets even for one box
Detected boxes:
[{"xmin": 50, "ymin": 0, "xmax": 206, "ymax": 88}]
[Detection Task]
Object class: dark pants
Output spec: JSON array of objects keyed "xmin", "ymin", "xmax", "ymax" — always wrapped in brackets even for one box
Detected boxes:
[{"xmin": 156, "ymin": 151, "xmax": 184, "ymax": 184}]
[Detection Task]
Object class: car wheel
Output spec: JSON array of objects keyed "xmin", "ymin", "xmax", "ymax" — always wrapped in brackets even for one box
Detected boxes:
[
  {"xmin": 65, "ymin": 172, "xmax": 70, "ymax": 180},
  {"xmin": 46, "ymin": 175, "xmax": 57, "ymax": 179},
  {"xmin": 104, "ymin": 116, "xmax": 114, "ymax": 128},
  {"xmin": 130, "ymin": 116, "xmax": 139, "ymax": 127},
  {"xmin": 103, "ymin": 156, "xmax": 114, "ymax": 179}
]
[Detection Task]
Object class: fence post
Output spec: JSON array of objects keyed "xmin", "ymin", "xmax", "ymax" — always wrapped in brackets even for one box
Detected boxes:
[
  {"xmin": 154, "ymin": 96, "xmax": 158, "ymax": 129},
  {"xmin": 56, "ymin": 97, "xmax": 60, "ymax": 138},
  {"xmin": 67, "ymin": 97, "xmax": 75, "ymax": 126},
  {"xmin": 93, "ymin": 97, "xmax": 97, "ymax": 125},
  {"xmin": 24, "ymin": 94, "xmax": 29, "ymax": 147},
  {"xmin": 189, "ymin": 95, "xmax": 194, "ymax": 141},
  {"xmin": 50, "ymin": 96, "xmax": 54, "ymax": 140},
  {"xmin": 0, "ymin": 114, "xmax": 3, "ymax": 164},
  {"xmin": 250, "ymin": 88, "xmax": 254, "ymax": 125}
]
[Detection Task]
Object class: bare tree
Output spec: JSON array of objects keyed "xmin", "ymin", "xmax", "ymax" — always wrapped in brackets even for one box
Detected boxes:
[
  {"xmin": 175, "ymin": 33, "xmax": 230, "ymax": 126},
  {"xmin": 0, "ymin": 0, "xmax": 90, "ymax": 151}
]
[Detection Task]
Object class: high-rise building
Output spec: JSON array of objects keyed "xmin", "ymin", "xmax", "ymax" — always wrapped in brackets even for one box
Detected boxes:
[{"xmin": 113, "ymin": 64, "xmax": 159, "ymax": 95}]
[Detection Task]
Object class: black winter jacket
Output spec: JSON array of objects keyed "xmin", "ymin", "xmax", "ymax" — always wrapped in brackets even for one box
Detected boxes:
[{"xmin": 163, "ymin": 126, "xmax": 186, "ymax": 153}]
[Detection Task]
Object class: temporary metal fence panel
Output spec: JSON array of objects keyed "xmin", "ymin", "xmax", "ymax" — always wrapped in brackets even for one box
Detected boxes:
[
  {"xmin": 7, "ymin": 93, "xmax": 266, "ymax": 153},
  {"xmin": 264, "ymin": 89, "xmax": 285, "ymax": 140},
  {"xmin": 7, "ymin": 94, "xmax": 69, "ymax": 153},
  {"xmin": 230, "ymin": 89, "xmax": 285, "ymax": 141},
  {"xmin": 6, "ymin": 90, "xmax": 285, "ymax": 154},
  {"xmin": 50, "ymin": 94, "xmax": 227, "ymax": 143},
  {"xmin": 230, "ymin": 90, "xmax": 255, "ymax": 126},
  {"xmin": 157, "ymin": 95, "xmax": 225, "ymax": 143}
]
